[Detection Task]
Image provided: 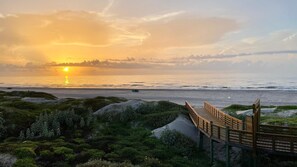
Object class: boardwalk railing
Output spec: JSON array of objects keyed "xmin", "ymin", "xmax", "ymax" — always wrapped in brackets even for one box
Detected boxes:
[
  {"xmin": 204, "ymin": 102, "xmax": 243, "ymax": 130},
  {"xmin": 257, "ymin": 132, "xmax": 297, "ymax": 153},
  {"xmin": 259, "ymin": 125, "xmax": 297, "ymax": 136},
  {"xmin": 186, "ymin": 101, "xmax": 297, "ymax": 156},
  {"xmin": 186, "ymin": 102, "xmax": 212, "ymax": 136}
]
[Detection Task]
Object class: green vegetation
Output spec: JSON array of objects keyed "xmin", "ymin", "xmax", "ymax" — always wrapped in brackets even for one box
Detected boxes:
[
  {"xmin": 1, "ymin": 90, "xmax": 295, "ymax": 166},
  {"xmin": 77, "ymin": 159, "xmax": 136, "ymax": 167},
  {"xmin": 223, "ymin": 104, "xmax": 297, "ymax": 126},
  {"xmin": 0, "ymin": 91, "xmax": 213, "ymax": 167},
  {"xmin": 4, "ymin": 91, "xmax": 57, "ymax": 100},
  {"xmin": 260, "ymin": 116, "xmax": 297, "ymax": 126},
  {"xmin": 83, "ymin": 96, "xmax": 126, "ymax": 112},
  {"xmin": 13, "ymin": 158, "xmax": 37, "ymax": 167},
  {"xmin": 223, "ymin": 104, "xmax": 253, "ymax": 112},
  {"xmin": 275, "ymin": 105, "xmax": 297, "ymax": 112}
]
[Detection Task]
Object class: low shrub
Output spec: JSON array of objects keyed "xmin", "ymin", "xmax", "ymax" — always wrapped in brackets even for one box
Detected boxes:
[
  {"xmin": 142, "ymin": 157, "xmax": 165, "ymax": 167},
  {"xmin": 160, "ymin": 129, "xmax": 196, "ymax": 156},
  {"xmin": 7, "ymin": 101, "xmax": 39, "ymax": 110},
  {"xmin": 143, "ymin": 111, "xmax": 179, "ymax": 128},
  {"xmin": 6, "ymin": 91, "xmax": 57, "ymax": 100},
  {"xmin": 39, "ymin": 150, "xmax": 54, "ymax": 161},
  {"xmin": 53, "ymin": 147, "xmax": 74, "ymax": 155},
  {"xmin": 77, "ymin": 159, "xmax": 136, "ymax": 167},
  {"xmin": 83, "ymin": 96, "xmax": 126, "ymax": 112},
  {"xmin": 13, "ymin": 158, "xmax": 36, "ymax": 167},
  {"xmin": 14, "ymin": 147, "xmax": 36, "ymax": 159},
  {"xmin": 86, "ymin": 149, "xmax": 105, "ymax": 160},
  {"xmin": 118, "ymin": 147, "xmax": 141, "ymax": 163}
]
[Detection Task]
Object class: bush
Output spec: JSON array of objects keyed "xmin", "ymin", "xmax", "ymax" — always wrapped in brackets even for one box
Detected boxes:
[
  {"xmin": 7, "ymin": 101, "xmax": 39, "ymax": 110},
  {"xmin": 118, "ymin": 147, "xmax": 142, "ymax": 164},
  {"xmin": 86, "ymin": 149, "xmax": 105, "ymax": 160},
  {"xmin": 13, "ymin": 158, "xmax": 37, "ymax": 167},
  {"xmin": 160, "ymin": 129, "xmax": 196, "ymax": 156},
  {"xmin": 143, "ymin": 111, "xmax": 179, "ymax": 128},
  {"xmin": 39, "ymin": 150, "xmax": 54, "ymax": 161},
  {"xmin": 77, "ymin": 159, "xmax": 136, "ymax": 167},
  {"xmin": 83, "ymin": 96, "xmax": 125, "ymax": 112},
  {"xmin": 51, "ymin": 161, "xmax": 71, "ymax": 167},
  {"xmin": 104, "ymin": 152, "xmax": 120, "ymax": 161},
  {"xmin": 14, "ymin": 147, "xmax": 36, "ymax": 159},
  {"xmin": 142, "ymin": 157, "xmax": 165, "ymax": 167},
  {"xmin": 53, "ymin": 147, "xmax": 74, "ymax": 155},
  {"xmin": 6, "ymin": 91, "xmax": 56, "ymax": 100},
  {"xmin": 149, "ymin": 149, "xmax": 170, "ymax": 160},
  {"xmin": 119, "ymin": 107, "xmax": 139, "ymax": 122}
]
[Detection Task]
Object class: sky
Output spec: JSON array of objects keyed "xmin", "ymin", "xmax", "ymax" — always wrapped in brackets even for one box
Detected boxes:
[{"xmin": 0, "ymin": 0, "xmax": 297, "ymax": 76}]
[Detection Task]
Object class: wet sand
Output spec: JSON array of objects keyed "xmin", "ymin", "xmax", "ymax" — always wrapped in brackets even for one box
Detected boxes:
[{"xmin": 1, "ymin": 87, "xmax": 297, "ymax": 107}]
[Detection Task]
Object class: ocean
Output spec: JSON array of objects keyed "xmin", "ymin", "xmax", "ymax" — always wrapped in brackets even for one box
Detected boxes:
[
  {"xmin": 0, "ymin": 73, "xmax": 297, "ymax": 91},
  {"xmin": 1, "ymin": 73, "xmax": 297, "ymax": 107}
]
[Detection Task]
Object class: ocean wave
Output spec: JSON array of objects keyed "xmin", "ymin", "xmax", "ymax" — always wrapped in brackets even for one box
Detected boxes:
[{"xmin": 1, "ymin": 82, "xmax": 297, "ymax": 91}]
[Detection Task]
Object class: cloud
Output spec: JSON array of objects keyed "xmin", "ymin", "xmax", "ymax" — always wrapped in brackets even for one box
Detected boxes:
[
  {"xmin": 141, "ymin": 11, "xmax": 185, "ymax": 22},
  {"xmin": 50, "ymin": 59, "xmax": 151, "ymax": 69},
  {"xmin": 0, "ymin": 10, "xmax": 240, "ymax": 66},
  {"xmin": 102, "ymin": 0, "xmax": 115, "ymax": 15},
  {"xmin": 282, "ymin": 33, "xmax": 297, "ymax": 42},
  {"xmin": 180, "ymin": 50, "xmax": 297, "ymax": 62},
  {"xmin": 1, "ymin": 48, "xmax": 297, "ymax": 76},
  {"xmin": 0, "ymin": 11, "xmax": 112, "ymax": 46},
  {"xmin": 139, "ymin": 16, "xmax": 238, "ymax": 49}
]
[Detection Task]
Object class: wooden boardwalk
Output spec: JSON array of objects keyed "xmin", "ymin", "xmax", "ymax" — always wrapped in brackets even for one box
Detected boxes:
[
  {"xmin": 193, "ymin": 108, "xmax": 225, "ymax": 127},
  {"xmin": 185, "ymin": 99, "xmax": 297, "ymax": 166}
]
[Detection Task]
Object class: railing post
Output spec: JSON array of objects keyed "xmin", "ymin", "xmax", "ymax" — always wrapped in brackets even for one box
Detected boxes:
[
  {"xmin": 197, "ymin": 116, "xmax": 200, "ymax": 128},
  {"xmin": 218, "ymin": 127, "xmax": 221, "ymax": 140},
  {"xmin": 272, "ymin": 136, "xmax": 275, "ymax": 151},
  {"xmin": 242, "ymin": 118, "xmax": 245, "ymax": 130},
  {"xmin": 210, "ymin": 121, "xmax": 213, "ymax": 137},
  {"xmin": 198, "ymin": 130, "xmax": 204, "ymax": 150},
  {"xmin": 203, "ymin": 120, "xmax": 205, "ymax": 131},
  {"xmin": 210, "ymin": 121, "xmax": 214, "ymax": 165},
  {"xmin": 239, "ymin": 131, "xmax": 242, "ymax": 144},
  {"xmin": 225, "ymin": 126, "xmax": 230, "ymax": 167},
  {"xmin": 290, "ymin": 139, "xmax": 294, "ymax": 153}
]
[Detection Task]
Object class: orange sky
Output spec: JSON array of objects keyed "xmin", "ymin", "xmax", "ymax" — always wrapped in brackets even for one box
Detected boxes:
[{"xmin": 0, "ymin": 0, "xmax": 297, "ymax": 76}]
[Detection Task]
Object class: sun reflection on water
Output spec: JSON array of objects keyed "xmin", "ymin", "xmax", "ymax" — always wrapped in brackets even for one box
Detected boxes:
[{"xmin": 64, "ymin": 75, "xmax": 69, "ymax": 85}]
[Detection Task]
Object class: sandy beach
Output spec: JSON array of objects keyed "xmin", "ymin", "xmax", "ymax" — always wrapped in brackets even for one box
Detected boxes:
[{"xmin": 1, "ymin": 87, "xmax": 297, "ymax": 107}]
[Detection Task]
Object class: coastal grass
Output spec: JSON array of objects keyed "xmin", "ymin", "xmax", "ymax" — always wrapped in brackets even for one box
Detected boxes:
[
  {"xmin": 260, "ymin": 116, "xmax": 297, "ymax": 126},
  {"xmin": 1, "ymin": 90, "xmax": 295, "ymax": 166},
  {"xmin": 3, "ymin": 91, "xmax": 57, "ymax": 100},
  {"xmin": 275, "ymin": 105, "xmax": 297, "ymax": 112},
  {"xmin": 223, "ymin": 104, "xmax": 297, "ymax": 126},
  {"xmin": 0, "ymin": 91, "xmax": 214, "ymax": 167}
]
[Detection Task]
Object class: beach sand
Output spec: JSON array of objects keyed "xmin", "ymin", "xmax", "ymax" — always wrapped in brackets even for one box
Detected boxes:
[{"xmin": 1, "ymin": 87, "xmax": 297, "ymax": 107}]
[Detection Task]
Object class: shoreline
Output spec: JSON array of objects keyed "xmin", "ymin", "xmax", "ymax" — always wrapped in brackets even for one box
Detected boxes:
[
  {"xmin": 1, "ymin": 86, "xmax": 297, "ymax": 91},
  {"xmin": 2, "ymin": 87, "xmax": 297, "ymax": 107}
]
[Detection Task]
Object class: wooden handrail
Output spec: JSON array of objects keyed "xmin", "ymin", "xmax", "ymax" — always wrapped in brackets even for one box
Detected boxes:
[
  {"xmin": 204, "ymin": 101, "xmax": 243, "ymax": 130},
  {"xmin": 186, "ymin": 101, "xmax": 212, "ymax": 136},
  {"xmin": 185, "ymin": 101, "xmax": 297, "ymax": 155},
  {"xmin": 257, "ymin": 132, "xmax": 297, "ymax": 139},
  {"xmin": 259, "ymin": 125, "xmax": 297, "ymax": 135}
]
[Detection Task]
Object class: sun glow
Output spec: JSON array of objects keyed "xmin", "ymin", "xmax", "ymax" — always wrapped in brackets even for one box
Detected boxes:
[{"xmin": 63, "ymin": 67, "xmax": 69, "ymax": 72}]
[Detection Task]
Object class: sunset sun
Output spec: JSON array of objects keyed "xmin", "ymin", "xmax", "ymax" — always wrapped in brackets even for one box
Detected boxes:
[{"xmin": 63, "ymin": 67, "xmax": 69, "ymax": 72}]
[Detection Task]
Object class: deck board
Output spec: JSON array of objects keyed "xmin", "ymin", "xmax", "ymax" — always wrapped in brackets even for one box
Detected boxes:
[{"xmin": 194, "ymin": 107, "xmax": 225, "ymax": 126}]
